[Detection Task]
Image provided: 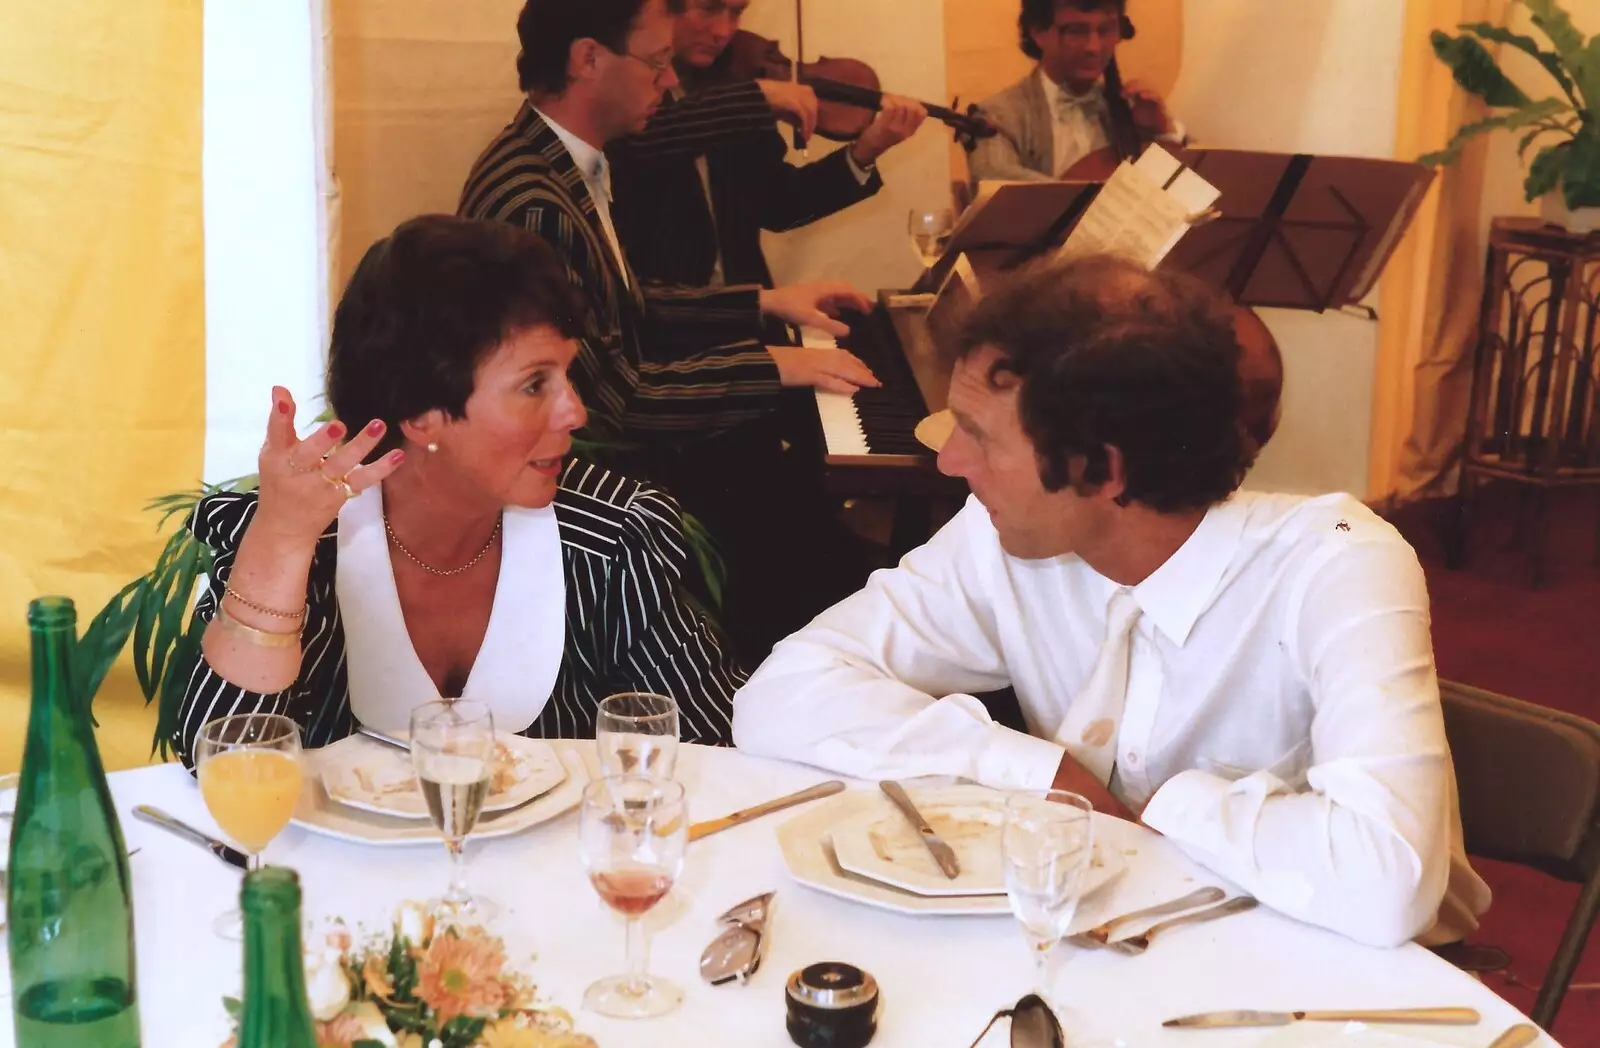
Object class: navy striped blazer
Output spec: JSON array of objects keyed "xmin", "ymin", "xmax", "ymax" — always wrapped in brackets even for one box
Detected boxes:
[
  {"xmin": 458, "ymin": 99, "xmax": 785, "ymax": 441},
  {"xmin": 173, "ymin": 460, "xmax": 742, "ymax": 767}
]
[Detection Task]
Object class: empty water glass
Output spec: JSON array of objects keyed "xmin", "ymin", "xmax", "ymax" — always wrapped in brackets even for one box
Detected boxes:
[{"xmin": 1001, "ymin": 790, "xmax": 1094, "ymax": 986}]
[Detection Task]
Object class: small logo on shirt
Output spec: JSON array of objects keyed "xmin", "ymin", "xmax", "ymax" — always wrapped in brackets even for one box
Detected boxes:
[{"xmin": 1335, "ymin": 519, "xmax": 1351, "ymax": 532}]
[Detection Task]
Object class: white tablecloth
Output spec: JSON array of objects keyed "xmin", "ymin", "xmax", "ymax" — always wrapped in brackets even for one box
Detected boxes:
[{"xmin": 1, "ymin": 744, "xmax": 1559, "ymax": 1048}]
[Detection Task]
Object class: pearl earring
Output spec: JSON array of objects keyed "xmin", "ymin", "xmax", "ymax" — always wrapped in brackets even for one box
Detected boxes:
[{"xmin": 427, "ymin": 442, "xmax": 439, "ymax": 453}]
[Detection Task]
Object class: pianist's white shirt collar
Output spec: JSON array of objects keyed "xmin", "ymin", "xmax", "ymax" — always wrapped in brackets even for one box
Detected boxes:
[
  {"xmin": 1125, "ymin": 495, "xmax": 1248, "ymax": 647},
  {"xmin": 535, "ymin": 106, "xmax": 612, "ymax": 201}
]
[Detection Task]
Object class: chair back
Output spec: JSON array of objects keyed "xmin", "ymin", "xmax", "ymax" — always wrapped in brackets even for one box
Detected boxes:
[{"xmin": 1441, "ymin": 680, "xmax": 1600, "ymax": 882}]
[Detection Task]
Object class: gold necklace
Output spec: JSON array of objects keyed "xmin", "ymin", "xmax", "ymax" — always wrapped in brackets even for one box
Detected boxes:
[{"xmin": 382, "ymin": 512, "xmax": 502, "ymax": 577}]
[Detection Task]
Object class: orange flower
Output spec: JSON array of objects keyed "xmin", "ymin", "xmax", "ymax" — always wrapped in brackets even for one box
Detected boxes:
[
  {"xmin": 315, "ymin": 1012, "xmax": 365, "ymax": 1047},
  {"xmin": 416, "ymin": 928, "xmax": 508, "ymax": 1025},
  {"xmin": 362, "ymin": 952, "xmax": 396, "ymax": 1001}
]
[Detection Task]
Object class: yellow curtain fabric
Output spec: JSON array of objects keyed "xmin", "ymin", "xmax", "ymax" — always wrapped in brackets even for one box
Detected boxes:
[
  {"xmin": 0, "ymin": 4, "xmax": 205, "ymax": 773},
  {"xmin": 1370, "ymin": 0, "xmax": 1506, "ymax": 503}
]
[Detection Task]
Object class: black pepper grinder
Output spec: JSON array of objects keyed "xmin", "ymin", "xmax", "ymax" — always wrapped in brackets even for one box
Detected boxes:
[{"xmin": 785, "ymin": 962, "xmax": 880, "ymax": 1048}]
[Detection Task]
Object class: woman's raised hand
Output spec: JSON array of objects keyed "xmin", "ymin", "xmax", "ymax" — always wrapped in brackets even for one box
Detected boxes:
[{"xmin": 252, "ymin": 387, "xmax": 406, "ymax": 547}]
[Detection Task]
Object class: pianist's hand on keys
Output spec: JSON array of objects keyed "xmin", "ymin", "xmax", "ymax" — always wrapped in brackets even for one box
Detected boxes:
[{"xmin": 769, "ymin": 343, "xmax": 880, "ymax": 395}]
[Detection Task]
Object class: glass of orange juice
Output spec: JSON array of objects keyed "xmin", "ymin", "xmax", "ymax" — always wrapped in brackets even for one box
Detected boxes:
[{"xmin": 196, "ymin": 712, "xmax": 304, "ymax": 938}]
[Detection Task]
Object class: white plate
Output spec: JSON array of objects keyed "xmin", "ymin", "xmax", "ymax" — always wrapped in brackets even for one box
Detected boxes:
[
  {"xmin": 291, "ymin": 745, "xmax": 586, "ymax": 846},
  {"xmin": 318, "ymin": 733, "xmax": 566, "ymax": 819},
  {"xmin": 777, "ymin": 789, "xmax": 1125, "ymax": 917}
]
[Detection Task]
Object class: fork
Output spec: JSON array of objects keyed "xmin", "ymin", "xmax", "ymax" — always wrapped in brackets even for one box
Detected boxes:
[
  {"xmin": 1105, "ymin": 895, "xmax": 1259, "ymax": 955},
  {"xmin": 1067, "ymin": 886, "xmax": 1226, "ymax": 948}
]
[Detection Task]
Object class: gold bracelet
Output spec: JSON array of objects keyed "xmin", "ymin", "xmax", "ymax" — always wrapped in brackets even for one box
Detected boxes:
[
  {"xmin": 223, "ymin": 585, "xmax": 306, "ymax": 621},
  {"xmin": 215, "ymin": 603, "xmax": 302, "ymax": 649}
]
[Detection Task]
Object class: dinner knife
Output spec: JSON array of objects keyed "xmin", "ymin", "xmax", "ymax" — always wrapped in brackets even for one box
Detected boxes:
[
  {"xmin": 1488, "ymin": 1024, "xmax": 1541, "ymax": 1048},
  {"xmin": 688, "ymin": 781, "xmax": 846, "ymax": 842},
  {"xmin": 1161, "ymin": 1007, "xmax": 1481, "ymax": 1029},
  {"xmin": 879, "ymin": 780, "xmax": 960, "ymax": 879},
  {"xmin": 357, "ymin": 724, "xmax": 411, "ymax": 752},
  {"xmin": 132, "ymin": 805, "xmax": 249, "ymax": 870}
]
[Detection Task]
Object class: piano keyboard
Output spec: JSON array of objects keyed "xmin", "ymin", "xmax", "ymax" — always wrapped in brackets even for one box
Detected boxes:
[{"xmin": 803, "ymin": 327, "xmax": 929, "ymax": 462}]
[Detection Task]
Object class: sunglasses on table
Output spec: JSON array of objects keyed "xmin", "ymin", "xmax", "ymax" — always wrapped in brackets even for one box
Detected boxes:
[{"xmin": 964, "ymin": 993, "xmax": 1065, "ymax": 1048}]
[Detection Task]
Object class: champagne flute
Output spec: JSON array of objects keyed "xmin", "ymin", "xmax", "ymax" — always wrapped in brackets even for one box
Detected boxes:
[
  {"xmin": 580, "ymin": 775, "xmax": 688, "ymax": 1019},
  {"xmin": 410, "ymin": 700, "xmax": 498, "ymax": 926},
  {"xmin": 596, "ymin": 692, "xmax": 679, "ymax": 779},
  {"xmin": 909, "ymin": 207, "xmax": 955, "ymax": 269},
  {"xmin": 1002, "ymin": 790, "xmax": 1094, "ymax": 996},
  {"xmin": 196, "ymin": 712, "xmax": 304, "ymax": 939}
]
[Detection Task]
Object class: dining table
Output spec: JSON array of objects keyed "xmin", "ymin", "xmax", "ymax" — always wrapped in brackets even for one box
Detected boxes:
[{"xmin": 0, "ymin": 742, "xmax": 1561, "ymax": 1048}]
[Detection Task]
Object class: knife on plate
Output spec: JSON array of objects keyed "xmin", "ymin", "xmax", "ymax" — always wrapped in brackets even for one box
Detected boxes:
[
  {"xmin": 879, "ymin": 780, "xmax": 960, "ymax": 879},
  {"xmin": 688, "ymin": 781, "xmax": 846, "ymax": 842},
  {"xmin": 1162, "ymin": 1007, "xmax": 1480, "ymax": 1029},
  {"xmin": 132, "ymin": 805, "xmax": 249, "ymax": 870},
  {"xmin": 357, "ymin": 725, "xmax": 411, "ymax": 752}
]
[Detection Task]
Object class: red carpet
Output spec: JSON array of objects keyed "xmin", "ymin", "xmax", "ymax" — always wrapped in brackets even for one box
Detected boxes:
[{"xmin": 1391, "ymin": 483, "xmax": 1600, "ymax": 1044}]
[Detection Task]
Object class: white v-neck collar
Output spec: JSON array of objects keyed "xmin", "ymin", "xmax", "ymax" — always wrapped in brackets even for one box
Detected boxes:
[{"xmin": 335, "ymin": 484, "xmax": 566, "ymax": 736}]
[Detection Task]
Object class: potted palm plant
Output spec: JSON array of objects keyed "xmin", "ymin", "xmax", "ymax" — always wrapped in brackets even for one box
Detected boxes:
[{"xmin": 1422, "ymin": 0, "xmax": 1600, "ymax": 233}]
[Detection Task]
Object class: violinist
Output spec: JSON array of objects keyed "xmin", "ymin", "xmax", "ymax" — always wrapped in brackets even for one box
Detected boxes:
[
  {"xmin": 969, "ymin": 0, "xmax": 1186, "ymax": 183},
  {"xmin": 609, "ymin": 0, "xmax": 928, "ymax": 289}
]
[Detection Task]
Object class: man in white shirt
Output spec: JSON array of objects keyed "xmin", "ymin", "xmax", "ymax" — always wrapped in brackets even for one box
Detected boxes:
[
  {"xmin": 969, "ymin": 0, "xmax": 1184, "ymax": 182},
  {"xmin": 733, "ymin": 256, "xmax": 1491, "ymax": 948}
]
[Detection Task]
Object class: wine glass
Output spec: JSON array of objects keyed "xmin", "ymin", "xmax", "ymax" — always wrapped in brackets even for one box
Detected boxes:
[
  {"xmin": 196, "ymin": 712, "xmax": 305, "ymax": 938},
  {"xmin": 1001, "ymin": 790, "xmax": 1094, "ymax": 995},
  {"xmin": 909, "ymin": 207, "xmax": 955, "ymax": 269},
  {"xmin": 596, "ymin": 692, "xmax": 679, "ymax": 780},
  {"xmin": 409, "ymin": 700, "xmax": 498, "ymax": 926},
  {"xmin": 579, "ymin": 775, "xmax": 688, "ymax": 1019}
]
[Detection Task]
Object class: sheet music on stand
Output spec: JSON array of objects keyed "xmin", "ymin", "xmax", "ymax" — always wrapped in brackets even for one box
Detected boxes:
[{"xmin": 1056, "ymin": 146, "xmax": 1221, "ymax": 270}]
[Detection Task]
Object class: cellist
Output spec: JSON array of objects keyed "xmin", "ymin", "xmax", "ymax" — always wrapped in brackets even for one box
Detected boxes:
[
  {"xmin": 969, "ymin": 0, "xmax": 1186, "ymax": 183},
  {"xmin": 608, "ymin": 0, "xmax": 927, "ymax": 290}
]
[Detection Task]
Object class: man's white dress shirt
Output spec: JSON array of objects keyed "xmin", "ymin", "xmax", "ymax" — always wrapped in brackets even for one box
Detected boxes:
[
  {"xmin": 733, "ymin": 491, "xmax": 1491, "ymax": 947},
  {"xmin": 1040, "ymin": 68, "xmax": 1188, "ymax": 178},
  {"xmin": 536, "ymin": 107, "xmax": 630, "ymax": 288}
]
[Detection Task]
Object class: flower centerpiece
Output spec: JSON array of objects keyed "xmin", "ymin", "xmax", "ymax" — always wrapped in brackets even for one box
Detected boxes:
[{"xmin": 222, "ymin": 903, "xmax": 597, "ymax": 1048}]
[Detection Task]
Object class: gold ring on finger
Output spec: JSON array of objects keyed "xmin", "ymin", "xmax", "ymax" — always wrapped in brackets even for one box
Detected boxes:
[{"xmin": 321, "ymin": 471, "xmax": 356, "ymax": 499}]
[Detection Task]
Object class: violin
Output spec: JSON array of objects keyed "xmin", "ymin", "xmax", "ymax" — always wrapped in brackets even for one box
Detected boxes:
[{"xmin": 684, "ymin": 28, "xmax": 999, "ymax": 150}]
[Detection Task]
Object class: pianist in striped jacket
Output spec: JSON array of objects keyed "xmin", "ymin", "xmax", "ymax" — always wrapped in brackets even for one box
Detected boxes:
[{"xmin": 172, "ymin": 215, "xmax": 744, "ymax": 768}]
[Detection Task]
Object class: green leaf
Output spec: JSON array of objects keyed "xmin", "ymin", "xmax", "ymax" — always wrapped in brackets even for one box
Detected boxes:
[
  {"xmin": 678, "ymin": 509, "xmax": 726, "ymax": 611},
  {"xmin": 222, "ymin": 995, "xmax": 241, "ymax": 1021},
  {"xmin": 1462, "ymin": 21, "xmax": 1579, "ymax": 102},
  {"xmin": 352, "ymin": 1041, "xmax": 387, "ymax": 1048},
  {"xmin": 1432, "ymin": 30, "xmax": 1533, "ymax": 108},
  {"xmin": 73, "ymin": 578, "xmax": 144, "ymax": 724},
  {"xmin": 1523, "ymin": 0, "xmax": 1587, "ymax": 61},
  {"xmin": 150, "ymin": 541, "xmax": 203, "ymax": 698},
  {"xmin": 1526, "ymin": 141, "xmax": 1570, "ymax": 199},
  {"xmin": 132, "ymin": 529, "xmax": 187, "ymax": 696},
  {"xmin": 1520, "ymin": 125, "xmax": 1559, "ymax": 158},
  {"xmin": 1572, "ymin": 37, "xmax": 1600, "ymax": 119},
  {"xmin": 151, "ymin": 614, "xmax": 206, "ymax": 760},
  {"xmin": 1418, "ymin": 97, "xmax": 1573, "ymax": 165},
  {"xmin": 440, "ymin": 1015, "xmax": 487, "ymax": 1048},
  {"xmin": 1562, "ymin": 131, "xmax": 1600, "ymax": 206}
]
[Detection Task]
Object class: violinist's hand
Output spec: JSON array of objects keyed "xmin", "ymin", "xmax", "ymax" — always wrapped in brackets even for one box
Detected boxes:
[
  {"xmin": 759, "ymin": 281, "xmax": 874, "ymax": 338},
  {"xmin": 757, "ymin": 79, "xmax": 819, "ymax": 140},
  {"xmin": 850, "ymin": 94, "xmax": 928, "ymax": 166},
  {"xmin": 1122, "ymin": 78, "xmax": 1174, "ymax": 137},
  {"xmin": 252, "ymin": 386, "xmax": 406, "ymax": 550},
  {"xmin": 768, "ymin": 346, "xmax": 881, "ymax": 395}
]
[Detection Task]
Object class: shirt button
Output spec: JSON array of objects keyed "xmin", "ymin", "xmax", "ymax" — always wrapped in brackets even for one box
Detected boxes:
[{"xmin": 1125, "ymin": 751, "xmax": 1140, "ymax": 767}]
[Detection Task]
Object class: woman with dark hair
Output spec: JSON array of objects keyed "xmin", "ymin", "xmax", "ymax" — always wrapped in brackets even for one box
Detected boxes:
[
  {"xmin": 173, "ymin": 214, "xmax": 742, "ymax": 765},
  {"xmin": 968, "ymin": 0, "xmax": 1185, "ymax": 183}
]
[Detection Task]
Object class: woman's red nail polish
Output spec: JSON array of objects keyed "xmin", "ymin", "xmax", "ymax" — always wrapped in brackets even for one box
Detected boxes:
[
  {"xmin": 389, "ymin": 450, "xmax": 406, "ymax": 465},
  {"xmin": 327, "ymin": 421, "xmax": 346, "ymax": 439},
  {"xmin": 277, "ymin": 400, "xmax": 291, "ymax": 415},
  {"xmin": 367, "ymin": 419, "xmax": 385, "ymax": 436}
]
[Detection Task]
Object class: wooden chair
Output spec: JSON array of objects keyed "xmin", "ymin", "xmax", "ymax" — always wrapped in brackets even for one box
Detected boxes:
[{"xmin": 1441, "ymin": 680, "xmax": 1600, "ymax": 1028}]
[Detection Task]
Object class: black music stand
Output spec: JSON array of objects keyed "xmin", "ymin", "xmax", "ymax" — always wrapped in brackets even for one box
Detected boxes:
[
  {"xmin": 1160, "ymin": 148, "xmax": 1436, "ymax": 312},
  {"xmin": 915, "ymin": 181, "xmax": 1101, "ymax": 293}
]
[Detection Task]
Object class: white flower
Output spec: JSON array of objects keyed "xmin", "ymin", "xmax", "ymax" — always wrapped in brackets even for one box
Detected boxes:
[
  {"xmin": 395, "ymin": 900, "xmax": 431, "ymax": 945},
  {"xmin": 303, "ymin": 945, "xmax": 352, "ymax": 1022},
  {"xmin": 348, "ymin": 1002, "xmax": 398, "ymax": 1047}
]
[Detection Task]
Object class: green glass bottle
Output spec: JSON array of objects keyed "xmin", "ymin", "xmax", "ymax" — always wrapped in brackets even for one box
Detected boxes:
[
  {"xmin": 237, "ymin": 867, "xmax": 319, "ymax": 1048},
  {"xmin": 8, "ymin": 596, "xmax": 140, "ymax": 1048}
]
